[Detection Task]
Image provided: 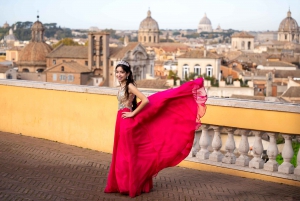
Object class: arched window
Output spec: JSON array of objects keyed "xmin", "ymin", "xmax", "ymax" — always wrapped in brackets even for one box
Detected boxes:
[
  {"xmin": 61, "ymin": 66, "xmax": 64, "ymax": 72},
  {"xmin": 206, "ymin": 64, "xmax": 213, "ymax": 77},
  {"xmin": 144, "ymin": 36, "xmax": 146, "ymax": 42},
  {"xmin": 6, "ymin": 74, "xmax": 12, "ymax": 79},
  {"xmin": 182, "ymin": 64, "xmax": 189, "ymax": 80},
  {"xmin": 285, "ymin": 34, "xmax": 287, "ymax": 40},
  {"xmin": 154, "ymin": 36, "xmax": 156, "ymax": 43},
  {"xmin": 22, "ymin": 68, "xmax": 29, "ymax": 72},
  {"xmin": 248, "ymin": 41, "xmax": 251, "ymax": 50},
  {"xmin": 149, "ymin": 36, "xmax": 151, "ymax": 42},
  {"xmin": 194, "ymin": 64, "xmax": 201, "ymax": 76},
  {"xmin": 36, "ymin": 69, "xmax": 44, "ymax": 73},
  {"xmin": 241, "ymin": 41, "xmax": 245, "ymax": 49}
]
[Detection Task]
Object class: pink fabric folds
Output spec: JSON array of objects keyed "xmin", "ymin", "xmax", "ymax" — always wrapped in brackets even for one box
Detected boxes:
[{"xmin": 104, "ymin": 78, "xmax": 207, "ymax": 197}]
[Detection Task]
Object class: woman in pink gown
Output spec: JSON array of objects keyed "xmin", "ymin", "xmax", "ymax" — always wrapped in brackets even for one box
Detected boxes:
[{"xmin": 104, "ymin": 60, "xmax": 207, "ymax": 198}]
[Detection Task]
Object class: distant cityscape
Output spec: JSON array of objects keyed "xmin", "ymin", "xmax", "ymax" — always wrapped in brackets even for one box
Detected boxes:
[{"xmin": 0, "ymin": 9, "xmax": 299, "ymax": 104}]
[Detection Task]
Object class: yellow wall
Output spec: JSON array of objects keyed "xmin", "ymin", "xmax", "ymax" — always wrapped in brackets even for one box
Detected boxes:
[
  {"xmin": 1, "ymin": 84, "xmax": 300, "ymax": 154},
  {"xmin": 0, "ymin": 85, "xmax": 117, "ymax": 153},
  {"xmin": 1, "ymin": 83, "xmax": 300, "ymax": 187},
  {"xmin": 201, "ymin": 105, "xmax": 300, "ymax": 135}
]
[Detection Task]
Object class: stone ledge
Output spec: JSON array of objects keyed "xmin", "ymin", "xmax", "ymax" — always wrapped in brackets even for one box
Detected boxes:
[
  {"xmin": 185, "ymin": 156, "xmax": 300, "ymax": 181},
  {"xmin": 0, "ymin": 79, "xmax": 299, "ymax": 113}
]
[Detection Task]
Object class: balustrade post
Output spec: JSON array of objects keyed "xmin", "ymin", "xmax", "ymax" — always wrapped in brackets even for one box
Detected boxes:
[
  {"xmin": 264, "ymin": 133, "xmax": 279, "ymax": 172},
  {"xmin": 222, "ymin": 127, "xmax": 236, "ymax": 164},
  {"xmin": 236, "ymin": 129, "xmax": 250, "ymax": 167},
  {"xmin": 188, "ymin": 133, "xmax": 197, "ymax": 157},
  {"xmin": 249, "ymin": 131, "xmax": 264, "ymax": 169},
  {"xmin": 209, "ymin": 126, "xmax": 223, "ymax": 162},
  {"xmin": 196, "ymin": 125, "xmax": 210, "ymax": 160},
  {"xmin": 189, "ymin": 131, "xmax": 201, "ymax": 157},
  {"xmin": 278, "ymin": 134, "xmax": 294, "ymax": 174},
  {"xmin": 294, "ymin": 148, "xmax": 300, "ymax": 175}
]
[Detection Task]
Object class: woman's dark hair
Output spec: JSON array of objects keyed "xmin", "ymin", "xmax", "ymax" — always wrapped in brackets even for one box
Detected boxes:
[{"xmin": 116, "ymin": 61, "xmax": 138, "ymax": 110}]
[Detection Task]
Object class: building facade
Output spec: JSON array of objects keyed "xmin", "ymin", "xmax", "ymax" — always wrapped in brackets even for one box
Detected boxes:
[
  {"xmin": 177, "ymin": 50, "xmax": 221, "ymax": 81},
  {"xmin": 231, "ymin": 32, "xmax": 254, "ymax": 51}
]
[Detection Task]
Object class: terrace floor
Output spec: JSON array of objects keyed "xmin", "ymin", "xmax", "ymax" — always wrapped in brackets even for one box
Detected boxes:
[{"xmin": 0, "ymin": 131, "xmax": 299, "ymax": 201}]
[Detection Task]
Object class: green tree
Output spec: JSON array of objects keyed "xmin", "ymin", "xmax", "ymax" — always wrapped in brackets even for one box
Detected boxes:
[
  {"xmin": 52, "ymin": 38, "xmax": 80, "ymax": 48},
  {"xmin": 168, "ymin": 70, "xmax": 180, "ymax": 85},
  {"xmin": 172, "ymin": 31, "xmax": 181, "ymax": 36}
]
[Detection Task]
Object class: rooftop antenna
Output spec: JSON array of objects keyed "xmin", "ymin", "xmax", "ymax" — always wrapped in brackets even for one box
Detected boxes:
[{"xmin": 37, "ymin": 10, "xmax": 39, "ymax": 21}]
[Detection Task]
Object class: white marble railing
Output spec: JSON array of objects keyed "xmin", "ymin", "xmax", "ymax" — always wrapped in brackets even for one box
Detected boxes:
[{"xmin": 187, "ymin": 126, "xmax": 300, "ymax": 181}]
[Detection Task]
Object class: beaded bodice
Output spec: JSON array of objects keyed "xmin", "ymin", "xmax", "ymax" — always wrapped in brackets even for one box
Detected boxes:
[{"xmin": 117, "ymin": 87, "xmax": 135, "ymax": 111}]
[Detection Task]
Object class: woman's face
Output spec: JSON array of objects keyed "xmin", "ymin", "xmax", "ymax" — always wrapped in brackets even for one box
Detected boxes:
[{"xmin": 115, "ymin": 66, "xmax": 129, "ymax": 83}]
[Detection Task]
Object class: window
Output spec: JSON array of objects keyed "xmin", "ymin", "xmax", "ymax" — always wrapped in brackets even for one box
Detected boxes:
[
  {"xmin": 182, "ymin": 64, "xmax": 189, "ymax": 79},
  {"xmin": 194, "ymin": 65, "xmax": 201, "ymax": 76},
  {"xmin": 285, "ymin": 34, "xmax": 287, "ymax": 40},
  {"xmin": 154, "ymin": 36, "xmax": 156, "ymax": 43},
  {"xmin": 53, "ymin": 59, "xmax": 56, "ymax": 65},
  {"xmin": 206, "ymin": 65, "xmax": 213, "ymax": 77},
  {"xmin": 52, "ymin": 74, "xmax": 57, "ymax": 81},
  {"xmin": 149, "ymin": 36, "xmax": 151, "ymax": 42},
  {"xmin": 61, "ymin": 66, "xmax": 64, "ymax": 71},
  {"xmin": 85, "ymin": 61, "xmax": 88, "ymax": 66},
  {"xmin": 68, "ymin": 74, "xmax": 74, "ymax": 82},
  {"xmin": 100, "ymin": 61, "xmax": 103, "ymax": 66},
  {"xmin": 60, "ymin": 74, "xmax": 66, "ymax": 81},
  {"xmin": 93, "ymin": 61, "xmax": 96, "ymax": 66},
  {"xmin": 144, "ymin": 36, "xmax": 146, "ymax": 42},
  {"xmin": 111, "ymin": 61, "xmax": 114, "ymax": 66}
]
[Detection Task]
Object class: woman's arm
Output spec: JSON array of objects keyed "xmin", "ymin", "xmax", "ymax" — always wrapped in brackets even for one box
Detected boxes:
[{"xmin": 122, "ymin": 83, "xmax": 149, "ymax": 118}]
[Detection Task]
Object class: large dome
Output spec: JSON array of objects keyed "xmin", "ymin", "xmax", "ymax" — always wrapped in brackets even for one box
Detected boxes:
[
  {"xmin": 19, "ymin": 42, "xmax": 52, "ymax": 63},
  {"xmin": 199, "ymin": 13, "xmax": 211, "ymax": 25},
  {"xmin": 278, "ymin": 10, "xmax": 299, "ymax": 32},
  {"xmin": 18, "ymin": 17, "xmax": 53, "ymax": 68},
  {"xmin": 139, "ymin": 10, "xmax": 159, "ymax": 31}
]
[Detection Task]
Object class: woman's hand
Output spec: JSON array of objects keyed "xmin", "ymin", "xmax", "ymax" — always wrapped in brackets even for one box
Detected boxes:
[{"xmin": 122, "ymin": 111, "xmax": 135, "ymax": 119}]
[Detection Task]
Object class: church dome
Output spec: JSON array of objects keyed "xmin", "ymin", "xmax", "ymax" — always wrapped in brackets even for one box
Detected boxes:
[
  {"xmin": 278, "ymin": 10, "xmax": 299, "ymax": 32},
  {"xmin": 199, "ymin": 13, "xmax": 212, "ymax": 25},
  {"xmin": 139, "ymin": 10, "xmax": 159, "ymax": 31},
  {"xmin": 19, "ymin": 42, "xmax": 52, "ymax": 64},
  {"xmin": 18, "ymin": 17, "xmax": 52, "ymax": 67}
]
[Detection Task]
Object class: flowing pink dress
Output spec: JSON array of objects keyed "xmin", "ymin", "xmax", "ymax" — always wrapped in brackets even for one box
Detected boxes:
[{"xmin": 104, "ymin": 78, "xmax": 207, "ymax": 197}]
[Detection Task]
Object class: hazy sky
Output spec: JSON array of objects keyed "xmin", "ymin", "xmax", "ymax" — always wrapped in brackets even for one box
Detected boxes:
[{"xmin": 1, "ymin": 0, "xmax": 300, "ymax": 31}]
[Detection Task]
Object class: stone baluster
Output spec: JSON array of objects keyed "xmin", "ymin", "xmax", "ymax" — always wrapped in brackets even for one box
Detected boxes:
[
  {"xmin": 278, "ymin": 134, "xmax": 294, "ymax": 174},
  {"xmin": 294, "ymin": 148, "xmax": 300, "ymax": 175},
  {"xmin": 236, "ymin": 129, "xmax": 250, "ymax": 167},
  {"xmin": 264, "ymin": 133, "xmax": 279, "ymax": 172},
  {"xmin": 188, "ymin": 133, "xmax": 197, "ymax": 157},
  {"xmin": 222, "ymin": 127, "xmax": 236, "ymax": 164},
  {"xmin": 249, "ymin": 131, "xmax": 264, "ymax": 169},
  {"xmin": 188, "ymin": 131, "xmax": 201, "ymax": 157},
  {"xmin": 196, "ymin": 125, "xmax": 210, "ymax": 160},
  {"xmin": 209, "ymin": 126, "xmax": 223, "ymax": 162}
]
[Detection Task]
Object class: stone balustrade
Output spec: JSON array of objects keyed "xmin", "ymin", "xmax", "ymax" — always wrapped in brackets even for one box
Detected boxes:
[{"xmin": 187, "ymin": 125, "xmax": 300, "ymax": 181}]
